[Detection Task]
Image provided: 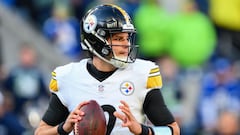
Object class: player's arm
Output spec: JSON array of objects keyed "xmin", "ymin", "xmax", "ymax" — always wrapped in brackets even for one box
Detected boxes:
[
  {"xmin": 34, "ymin": 121, "xmax": 58, "ymax": 135},
  {"xmin": 143, "ymin": 89, "xmax": 180, "ymax": 135},
  {"xmin": 143, "ymin": 65, "xmax": 180, "ymax": 135},
  {"xmin": 34, "ymin": 93, "xmax": 69, "ymax": 135}
]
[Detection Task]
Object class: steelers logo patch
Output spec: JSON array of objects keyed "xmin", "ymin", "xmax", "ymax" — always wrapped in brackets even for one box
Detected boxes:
[
  {"xmin": 120, "ymin": 81, "xmax": 134, "ymax": 96},
  {"xmin": 83, "ymin": 15, "xmax": 97, "ymax": 33}
]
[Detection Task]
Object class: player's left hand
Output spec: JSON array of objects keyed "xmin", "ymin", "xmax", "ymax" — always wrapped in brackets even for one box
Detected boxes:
[{"xmin": 113, "ymin": 100, "xmax": 142, "ymax": 134}]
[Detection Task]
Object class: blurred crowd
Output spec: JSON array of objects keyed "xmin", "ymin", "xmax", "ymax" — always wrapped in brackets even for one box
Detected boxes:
[{"xmin": 0, "ymin": 0, "xmax": 240, "ymax": 135}]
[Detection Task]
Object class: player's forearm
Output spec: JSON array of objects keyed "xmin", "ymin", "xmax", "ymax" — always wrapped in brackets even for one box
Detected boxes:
[
  {"xmin": 34, "ymin": 126, "xmax": 58, "ymax": 135},
  {"xmin": 34, "ymin": 121, "xmax": 58, "ymax": 135}
]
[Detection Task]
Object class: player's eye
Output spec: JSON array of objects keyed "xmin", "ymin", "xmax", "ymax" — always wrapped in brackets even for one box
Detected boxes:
[
  {"xmin": 113, "ymin": 36, "xmax": 130, "ymax": 42},
  {"xmin": 112, "ymin": 37, "xmax": 122, "ymax": 41}
]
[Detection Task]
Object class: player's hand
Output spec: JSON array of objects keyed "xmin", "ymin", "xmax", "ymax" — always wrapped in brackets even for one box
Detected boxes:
[
  {"xmin": 113, "ymin": 100, "xmax": 142, "ymax": 134},
  {"xmin": 63, "ymin": 101, "xmax": 89, "ymax": 133}
]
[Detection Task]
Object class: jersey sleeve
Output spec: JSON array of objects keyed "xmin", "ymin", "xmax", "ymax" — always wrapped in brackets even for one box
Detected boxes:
[
  {"xmin": 146, "ymin": 63, "xmax": 163, "ymax": 89},
  {"xmin": 48, "ymin": 63, "xmax": 74, "ymax": 106},
  {"xmin": 49, "ymin": 71, "xmax": 58, "ymax": 92}
]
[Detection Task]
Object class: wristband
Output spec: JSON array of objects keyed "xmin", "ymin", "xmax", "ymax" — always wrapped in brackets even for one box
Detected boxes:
[
  {"xmin": 57, "ymin": 121, "xmax": 68, "ymax": 135},
  {"xmin": 151, "ymin": 126, "xmax": 173, "ymax": 135},
  {"xmin": 140, "ymin": 124, "xmax": 149, "ymax": 135}
]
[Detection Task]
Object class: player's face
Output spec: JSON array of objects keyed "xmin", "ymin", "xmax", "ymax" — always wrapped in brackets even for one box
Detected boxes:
[{"xmin": 108, "ymin": 32, "xmax": 131, "ymax": 59}]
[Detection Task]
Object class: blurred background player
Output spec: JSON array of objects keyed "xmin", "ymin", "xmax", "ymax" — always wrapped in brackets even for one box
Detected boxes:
[
  {"xmin": 43, "ymin": 4, "xmax": 82, "ymax": 61},
  {"xmin": 3, "ymin": 42, "xmax": 49, "ymax": 132}
]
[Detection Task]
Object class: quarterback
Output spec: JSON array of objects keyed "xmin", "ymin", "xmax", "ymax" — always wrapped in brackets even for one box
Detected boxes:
[{"xmin": 35, "ymin": 4, "xmax": 180, "ymax": 135}]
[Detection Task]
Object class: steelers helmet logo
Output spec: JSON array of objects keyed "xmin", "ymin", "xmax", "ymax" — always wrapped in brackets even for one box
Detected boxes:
[
  {"xmin": 83, "ymin": 15, "xmax": 97, "ymax": 33},
  {"xmin": 120, "ymin": 81, "xmax": 134, "ymax": 96}
]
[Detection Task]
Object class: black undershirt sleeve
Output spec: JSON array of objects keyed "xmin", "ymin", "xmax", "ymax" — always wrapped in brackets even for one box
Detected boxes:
[
  {"xmin": 42, "ymin": 93, "xmax": 69, "ymax": 126},
  {"xmin": 143, "ymin": 89, "xmax": 175, "ymax": 126}
]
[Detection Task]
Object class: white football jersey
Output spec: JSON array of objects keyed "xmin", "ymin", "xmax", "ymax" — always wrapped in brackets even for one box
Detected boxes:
[{"xmin": 49, "ymin": 58, "xmax": 162, "ymax": 135}]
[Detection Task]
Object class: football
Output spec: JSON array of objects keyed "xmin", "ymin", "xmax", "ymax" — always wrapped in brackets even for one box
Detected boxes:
[{"xmin": 74, "ymin": 100, "xmax": 107, "ymax": 135}]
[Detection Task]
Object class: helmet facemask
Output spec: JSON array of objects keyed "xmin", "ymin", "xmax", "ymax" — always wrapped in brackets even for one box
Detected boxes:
[{"xmin": 107, "ymin": 31, "xmax": 138, "ymax": 68}]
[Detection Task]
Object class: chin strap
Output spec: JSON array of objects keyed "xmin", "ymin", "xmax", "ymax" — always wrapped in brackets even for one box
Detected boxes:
[{"xmin": 110, "ymin": 58, "xmax": 128, "ymax": 69}]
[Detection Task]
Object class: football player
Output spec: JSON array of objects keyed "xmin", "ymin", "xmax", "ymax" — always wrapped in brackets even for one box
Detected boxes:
[{"xmin": 35, "ymin": 4, "xmax": 180, "ymax": 135}]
